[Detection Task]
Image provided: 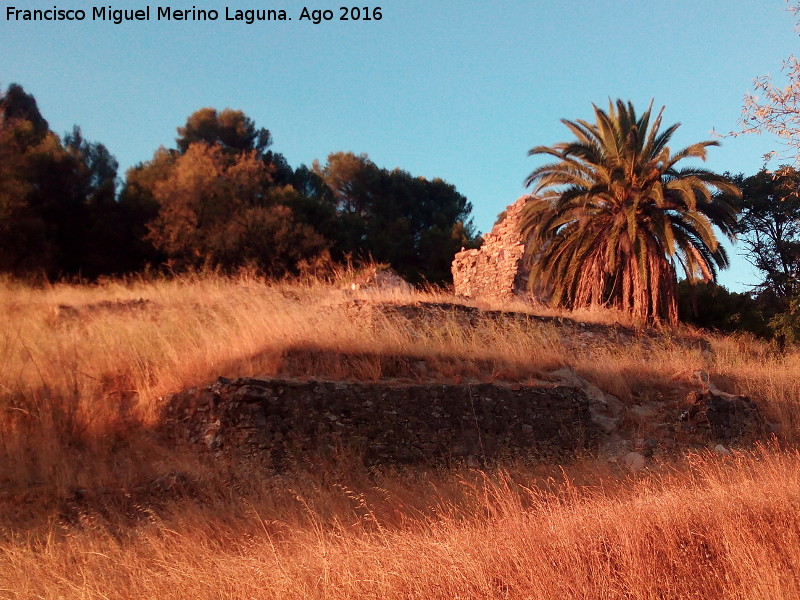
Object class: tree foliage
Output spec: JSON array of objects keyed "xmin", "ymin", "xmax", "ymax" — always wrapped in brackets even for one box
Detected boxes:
[
  {"xmin": 0, "ymin": 87, "xmax": 478, "ymax": 283},
  {"xmin": 131, "ymin": 108, "xmax": 330, "ymax": 275},
  {"xmin": 677, "ymin": 280, "xmax": 770, "ymax": 337},
  {"xmin": 0, "ymin": 84, "xmax": 55, "ymax": 274},
  {"xmin": 129, "ymin": 112, "xmax": 478, "ymax": 281},
  {"xmin": 176, "ymin": 107, "xmax": 293, "ymax": 183},
  {"xmin": 0, "ymin": 84, "xmax": 124, "ymax": 278},
  {"xmin": 145, "ymin": 143, "xmax": 325, "ymax": 273},
  {"xmin": 738, "ymin": 167, "xmax": 800, "ymax": 301},
  {"xmin": 522, "ymin": 99, "xmax": 740, "ymax": 324},
  {"xmin": 727, "ymin": 4, "xmax": 800, "ymax": 344},
  {"xmin": 177, "ymin": 107, "xmax": 272, "ymax": 156},
  {"xmin": 313, "ymin": 152, "xmax": 479, "ymax": 283},
  {"xmin": 732, "ymin": 166, "xmax": 800, "ymax": 344},
  {"xmin": 735, "ymin": 2, "xmax": 800, "ymax": 166}
]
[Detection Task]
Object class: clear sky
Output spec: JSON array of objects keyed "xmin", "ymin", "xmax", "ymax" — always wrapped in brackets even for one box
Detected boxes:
[{"xmin": 2, "ymin": 0, "xmax": 798, "ymax": 290}]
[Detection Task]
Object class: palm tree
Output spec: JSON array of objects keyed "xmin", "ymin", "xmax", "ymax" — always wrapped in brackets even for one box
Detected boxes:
[{"xmin": 521, "ymin": 99, "xmax": 740, "ymax": 324}]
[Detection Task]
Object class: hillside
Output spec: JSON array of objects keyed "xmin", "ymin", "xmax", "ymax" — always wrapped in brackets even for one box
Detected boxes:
[{"xmin": 2, "ymin": 272, "xmax": 800, "ymax": 599}]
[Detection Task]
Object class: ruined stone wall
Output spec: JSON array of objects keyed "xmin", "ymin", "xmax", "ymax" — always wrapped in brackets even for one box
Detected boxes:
[
  {"xmin": 451, "ymin": 196, "xmax": 530, "ymax": 300},
  {"xmin": 162, "ymin": 370, "xmax": 767, "ymax": 470},
  {"xmin": 164, "ymin": 377, "xmax": 602, "ymax": 466}
]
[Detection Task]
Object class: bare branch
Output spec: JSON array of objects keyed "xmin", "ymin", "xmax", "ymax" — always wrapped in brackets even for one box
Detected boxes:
[{"xmin": 731, "ymin": 2, "xmax": 800, "ymax": 167}]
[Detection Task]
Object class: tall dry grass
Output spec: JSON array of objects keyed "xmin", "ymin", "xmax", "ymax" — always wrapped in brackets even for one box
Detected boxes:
[
  {"xmin": 1, "ymin": 271, "xmax": 799, "ymax": 495},
  {"xmin": 2, "ymin": 272, "xmax": 800, "ymax": 598},
  {"xmin": 3, "ymin": 447, "xmax": 800, "ymax": 599}
]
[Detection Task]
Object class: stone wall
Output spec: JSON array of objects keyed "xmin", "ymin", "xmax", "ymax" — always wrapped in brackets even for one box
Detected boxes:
[
  {"xmin": 452, "ymin": 196, "xmax": 530, "ymax": 300},
  {"xmin": 161, "ymin": 371, "xmax": 768, "ymax": 470},
  {"xmin": 164, "ymin": 377, "xmax": 602, "ymax": 467}
]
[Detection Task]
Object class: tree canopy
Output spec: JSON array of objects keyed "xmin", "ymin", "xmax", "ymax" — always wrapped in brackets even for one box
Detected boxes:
[
  {"xmin": 110, "ymin": 108, "xmax": 478, "ymax": 282},
  {"xmin": 738, "ymin": 167, "xmax": 800, "ymax": 302},
  {"xmin": 143, "ymin": 142, "xmax": 325, "ymax": 274},
  {"xmin": 313, "ymin": 152, "xmax": 479, "ymax": 283},
  {"xmin": 0, "ymin": 84, "xmax": 125, "ymax": 278}
]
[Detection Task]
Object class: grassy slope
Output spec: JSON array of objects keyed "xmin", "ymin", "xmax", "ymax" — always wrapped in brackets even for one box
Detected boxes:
[{"xmin": 2, "ymin": 273, "xmax": 800, "ymax": 599}]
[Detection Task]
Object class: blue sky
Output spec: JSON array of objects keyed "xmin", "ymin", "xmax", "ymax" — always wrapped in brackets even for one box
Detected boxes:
[{"xmin": 2, "ymin": 0, "xmax": 798, "ymax": 290}]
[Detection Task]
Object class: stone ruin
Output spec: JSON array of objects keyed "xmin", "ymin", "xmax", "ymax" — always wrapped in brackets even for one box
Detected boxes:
[
  {"xmin": 162, "ymin": 366, "xmax": 769, "ymax": 470},
  {"xmin": 164, "ymin": 376, "xmax": 603, "ymax": 467},
  {"xmin": 451, "ymin": 196, "xmax": 532, "ymax": 301}
]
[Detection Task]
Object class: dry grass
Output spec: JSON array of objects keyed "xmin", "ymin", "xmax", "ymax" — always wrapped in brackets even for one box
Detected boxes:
[
  {"xmin": 2, "ymin": 272, "xmax": 800, "ymax": 598},
  {"xmin": 3, "ymin": 448, "xmax": 800, "ymax": 599}
]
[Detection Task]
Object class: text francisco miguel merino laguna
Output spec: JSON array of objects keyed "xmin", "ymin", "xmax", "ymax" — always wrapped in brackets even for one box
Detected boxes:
[{"xmin": 6, "ymin": 5, "xmax": 305, "ymax": 24}]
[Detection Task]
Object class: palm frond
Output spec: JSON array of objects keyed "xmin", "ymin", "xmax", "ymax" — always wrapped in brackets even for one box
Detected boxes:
[{"xmin": 522, "ymin": 99, "xmax": 741, "ymax": 323}]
